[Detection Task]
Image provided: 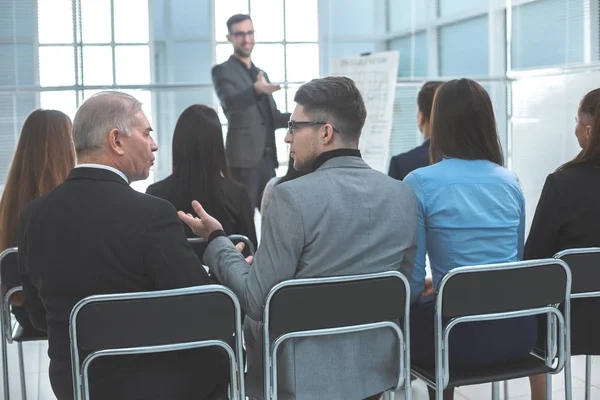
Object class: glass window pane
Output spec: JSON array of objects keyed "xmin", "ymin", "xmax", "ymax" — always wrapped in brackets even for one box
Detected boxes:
[
  {"xmin": 82, "ymin": 46, "xmax": 113, "ymax": 85},
  {"xmin": 286, "ymin": 44, "xmax": 319, "ymax": 82},
  {"xmin": 115, "ymin": 46, "xmax": 150, "ymax": 85},
  {"xmin": 511, "ymin": 0, "xmax": 584, "ymax": 69},
  {"xmin": 439, "ymin": 0, "xmax": 487, "ymax": 17},
  {"xmin": 389, "ymin": 0, "xmax": 428, "ymax": 32},
  {"xmin": 38, "ymin": 46, "xmax": 76, "ymax": 86},
  {"xmin": 37, "ymin": 0, "xmax": 73, "ymax": 44},
  {"xmin": 80, "ymin": 0, "xmax": 111, "ymax": 43},
  {"xmin": 285, "ymin": 0, "xmax": 318, "ymax": 42},
  {"xmin": 214, "ymin": 0, "xmax": 249, "ymax": 41},
  {"xmin": 388, "ymin": 32, "xmax": 428, "ymax": 77},
  {"xmin": 272, "ymin": 88, "xmax": 286, "ymax": 114},
  {"xmin": 216, "ymin": 44, "xmax": 232, "ymax": 64},
  {"xmin": 250, "ymin": 0, "xmax": 283, "ymax": 42},
  {"xmin": 114, "ymin": 0, "xmax": 149, "ymax": 43},
  {"xmin": 40, "ymin": 91, "xmax": 77, "ymax": 119},
  {"xmin": 439, "ymin": 16, "xmax": 489, "ymax": 76},
  {"xmin": 286, "ymin": 84, "xmax": 301, "ymax": 113},
  {"xmin": 82, "ymin": 89, "xmax": 103, "ymax": 100},
  {"xmin": 251, "ymin": 44, "xmax": 285, "ymax": 82}
]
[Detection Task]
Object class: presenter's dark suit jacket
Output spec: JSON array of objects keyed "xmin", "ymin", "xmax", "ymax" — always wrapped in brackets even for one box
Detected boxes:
[
  {"xmin": 388, "ymin": 138, "xmax": 430, "ymax": 181},
  {"xmin": 18, "ymin": 167, "xmax": 230, "ymax": 400},
  {"xmin": 212, "ymin": 56, "xmax": 290, "ymax": 169}
]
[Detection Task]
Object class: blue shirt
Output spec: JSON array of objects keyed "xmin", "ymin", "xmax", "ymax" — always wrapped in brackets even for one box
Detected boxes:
[{"xmin": 404, "ymin": 158, "xmax": 525, "ymax": 303}]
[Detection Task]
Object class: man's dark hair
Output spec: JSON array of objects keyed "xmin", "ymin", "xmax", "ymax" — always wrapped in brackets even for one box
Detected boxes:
[
  {"xmin": 294, "ymin": 76, "xmax": 367, "ymax": 144},
  {"xmin": 429, "ymin": 78, "xmax": 504, "ymax": 166},
  {"xmin": 417, "ymin": 81, "xmax": 444, "ymax": 122},
  {"xmin": 226, "ymin": 14, "xmax": 252, "ymax": 33}
]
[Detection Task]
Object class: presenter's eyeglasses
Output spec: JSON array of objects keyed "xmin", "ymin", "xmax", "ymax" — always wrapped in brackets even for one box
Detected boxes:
[
  {"xmin": 231, "ymin": 30, "xmax": 255, "ymax": 39},
  {"xmin": 287, "ymin": 121, "xmax": 339, "ymax": 133}
]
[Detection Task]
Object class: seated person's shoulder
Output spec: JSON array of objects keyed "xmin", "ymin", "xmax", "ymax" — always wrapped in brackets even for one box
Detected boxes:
[{"xmin": 145, "ymin": 175, "xmax": 173, "ymax": 197}]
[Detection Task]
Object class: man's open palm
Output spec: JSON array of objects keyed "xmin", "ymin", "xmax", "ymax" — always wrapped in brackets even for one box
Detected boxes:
[{"xmin": 178, "ymin": 201, "xmax": 223, "ymax": 239}]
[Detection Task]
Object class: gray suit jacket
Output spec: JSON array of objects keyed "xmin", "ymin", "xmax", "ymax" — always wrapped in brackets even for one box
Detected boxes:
[
  {"xmin": 212, "ymin": 56, "xmax": 290, "ymax": 168},
  {"xmin": 205, "ymin": 156, "xmax": 418, "ymax": 400}
]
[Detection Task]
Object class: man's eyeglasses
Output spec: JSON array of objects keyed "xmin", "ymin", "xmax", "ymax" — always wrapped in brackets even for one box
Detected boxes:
[
  {"xmin": 287, "ymin": 121, "xmax": 339, "ymax": 133},
  {"xmin": 231, "ymin": 30, "xmax": 255, "ymax": 39}
]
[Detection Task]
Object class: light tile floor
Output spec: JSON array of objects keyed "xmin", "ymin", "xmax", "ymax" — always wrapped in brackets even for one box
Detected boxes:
[{"xmin": 0, "ymin": 341, "xmax": 598, "ymax": 400}]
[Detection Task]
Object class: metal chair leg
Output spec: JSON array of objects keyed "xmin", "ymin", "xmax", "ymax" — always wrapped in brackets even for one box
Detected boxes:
[
  {"xmin": 1, "ymin": 310, "xmax": 10, "ymax": 400},
  {"xmin": 17, "ymin": 342, "xmax": 27, "ymax": 400},
  {"xmin": 585, "ymin": 356, "xmax": 592, "ymax": 400},
  {"xmin": 545, "ymin": 373, "xmax": 552, "ymax": 400},
  {"xmin": 503, "ymin": 380, "xmax": 509, "ymax": 400},
  {"xmin": 492, "ymin": 381, "xmax": 500, "ymax": 400}
]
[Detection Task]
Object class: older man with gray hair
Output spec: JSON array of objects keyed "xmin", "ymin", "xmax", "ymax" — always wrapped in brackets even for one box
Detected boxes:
[{"xmin": 18, "ymin": 91, "xmax": 230, "ymax": 400}]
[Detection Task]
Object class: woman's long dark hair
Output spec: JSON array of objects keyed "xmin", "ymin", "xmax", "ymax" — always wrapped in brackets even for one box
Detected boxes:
[
  {"xmin": 429, "ymin": 79, "xmax": 504, "ymax": 166},
  {"xmin": 558, "ymin": 88, "xmax": 600, "ymax": 171},
  {"xmin": 172, "ymin": 104, "xmax": 232, "ymax": 225}
]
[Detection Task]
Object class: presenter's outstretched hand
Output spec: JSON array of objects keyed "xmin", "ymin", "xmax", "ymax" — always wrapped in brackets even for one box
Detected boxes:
[
  {"xmin": 254, "ymin": 71, "xmax": 281, "ymax": 95},
  {"xmin": 178, "ymin": 201, "xmax": 223, "ymax": 239}
]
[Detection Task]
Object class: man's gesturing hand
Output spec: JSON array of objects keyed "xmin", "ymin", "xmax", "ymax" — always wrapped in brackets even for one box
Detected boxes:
[
  {"xmin": 178, "ymin": 201, "xmax": 223, "ymax": 239},
  {"xmin": 254, "ymin": 71, "xmax": 281, "ymax": 95}
]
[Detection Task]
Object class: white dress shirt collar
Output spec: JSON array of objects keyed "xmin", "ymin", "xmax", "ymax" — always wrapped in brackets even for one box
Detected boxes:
[{"xmin": 75, "ymin": 164, "xmax": 129, "ymax": 183}]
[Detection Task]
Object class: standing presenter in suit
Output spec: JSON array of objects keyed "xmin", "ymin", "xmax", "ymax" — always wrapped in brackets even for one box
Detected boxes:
[{"xmin": 212, "ymin": 14, "xmax": 291, "ymax": 211}]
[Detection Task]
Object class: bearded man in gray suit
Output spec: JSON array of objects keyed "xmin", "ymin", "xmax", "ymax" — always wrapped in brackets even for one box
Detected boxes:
[{"xmin": 180, "ymin": 76, "xmax": 418, "ymax": 400}]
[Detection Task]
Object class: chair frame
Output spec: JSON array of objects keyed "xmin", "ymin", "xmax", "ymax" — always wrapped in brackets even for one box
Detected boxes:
[
  {"xmin": 410, "ymin": 259, "xmax": 572, "ymax": 400},
  {"xmin": 0, "ymin": 246, "xmax": 41, "ymax": 400},
  {"xmin": 554, "ymin": 247, "xmax": 600, "ymax": 400},
  {"xmin": 69, "ymin": 285, "xmax": 245, "ymax": 400},
  {"xmin": 188, "ymin": 234, "xmax": 255, "ymax": 256},
  {"xmin": 262, "ymin": 271, "xmax": 412, "ymax": 400}
]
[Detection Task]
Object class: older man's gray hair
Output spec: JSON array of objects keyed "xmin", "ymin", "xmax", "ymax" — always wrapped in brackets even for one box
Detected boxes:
[{"xmin": 72, "ymin": 91, "xmax": 143, "ymax": 156}]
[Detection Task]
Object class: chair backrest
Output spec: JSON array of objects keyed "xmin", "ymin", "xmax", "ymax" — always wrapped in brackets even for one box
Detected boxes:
[
  {"xmin": 70, "ymin": 285, "xmax": 238, "ymax": 352},
  {"xmin": 554, "ymin": 248, "xmax": 600, "ymax": 296},
  {"xmin": 265, "ymin": 271, "xmax": 408, "ymax": 336},
  {"xmin": 0, "ymin": 247, "xmax": 19, "ymax": 289},
  {"xmin": 438, "ymin": 259, "xmax": 571, "ymax": 318}
]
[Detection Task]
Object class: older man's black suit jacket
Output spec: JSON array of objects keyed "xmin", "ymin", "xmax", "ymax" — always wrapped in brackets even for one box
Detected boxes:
[{"xmin": 18, "ymin": 167, "xmax": 229, "ymax": 400}]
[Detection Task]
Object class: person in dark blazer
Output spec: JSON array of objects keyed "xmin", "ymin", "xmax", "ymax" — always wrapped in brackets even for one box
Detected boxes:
[
  {"xmin": 388, "ymin": 81, "xmax": 444, "ymax": 180},
  {"xmin": 526, "ymin": 88, "xmax": 600, "ymax": 400},
  {"xmin": 18, "ymin": 91, "xmax": 230, "ymax": 400},
  {"xmin": 146, "ymin": 104, "xmax": 257, "ymax": 252},
  {"xmin": 212, "ymin": 14, "xmax": 290, "ymax": 211}
]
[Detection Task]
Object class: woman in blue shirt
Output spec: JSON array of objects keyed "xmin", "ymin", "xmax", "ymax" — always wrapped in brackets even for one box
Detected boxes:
[{"xmin": 404, "ymin": 79, "xmax": 537, "ymax": 400}]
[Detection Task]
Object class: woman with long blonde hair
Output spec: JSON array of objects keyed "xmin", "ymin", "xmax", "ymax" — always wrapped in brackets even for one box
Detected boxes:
[{"xmin": 0, "ymin": 109, "xmax": 75, "ymax": 330}]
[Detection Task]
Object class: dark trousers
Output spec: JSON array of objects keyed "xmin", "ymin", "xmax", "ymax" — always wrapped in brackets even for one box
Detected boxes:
[
  {"xmin": 411, "ymin": 300, "xmax": 538, "ymax": 400},
  {"xmin": 231, "ymin": 153, "xmax": 276, "ymax": 211}
]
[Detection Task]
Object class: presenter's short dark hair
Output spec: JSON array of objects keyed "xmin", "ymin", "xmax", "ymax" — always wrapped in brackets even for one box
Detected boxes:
[
  {"xmin": 226, "ymin": 14, "xmax": 252, "ymax": 33},
  {"xmin": 294, "ymin": 76, "xmax": 367, "ymax": 143}
]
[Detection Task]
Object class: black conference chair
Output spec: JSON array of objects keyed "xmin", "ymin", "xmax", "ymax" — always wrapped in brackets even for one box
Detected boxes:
[
  {"xmin": 555, "ymin": 247, "xmax": 600, "ymax": 400},
  {"xmin": 0, "ymin": 247, "xmax": 47, "ymax": 400},
  {"xmin": 262, "ymin": 271, "xmax": 411, "ymax": 400},
  {"xmin": 410, "ymin": 259, "xmax": 572, "ymax": 400},
  {"xmin": 69, "ymin": 285, "xmax": 245, "ymax": 400}
]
